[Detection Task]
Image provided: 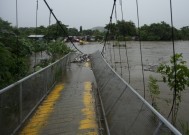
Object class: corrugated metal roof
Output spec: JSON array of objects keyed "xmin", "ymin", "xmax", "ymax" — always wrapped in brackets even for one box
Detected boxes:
[{"xmin": 28, "ymin": 35, "xmax": 45, "ymax": 38}]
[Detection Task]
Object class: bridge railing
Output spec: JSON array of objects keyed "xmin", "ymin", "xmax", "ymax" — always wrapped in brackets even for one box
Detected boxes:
[
  {"xmin": 91, "ymin": 51, "xmax": 182, "ymax": 135},
  {"xmin": 0, "ymin": 53, "xmax": 74, "ymax": 135}
]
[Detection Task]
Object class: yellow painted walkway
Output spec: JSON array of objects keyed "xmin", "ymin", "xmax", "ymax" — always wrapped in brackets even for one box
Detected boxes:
[{"xmin": 19, "ymin": 62, "xmax": 99, "ymax": 135}]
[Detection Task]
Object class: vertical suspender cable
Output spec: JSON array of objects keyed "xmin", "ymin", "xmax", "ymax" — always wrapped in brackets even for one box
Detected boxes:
[
  {"xmin": 56, "ymin": 21, "xmax": 59, "ymax": 38},
  {"xmin": 113, "ymin": 40, "xmax": 117, "ymax": 71},
  {"xmin": 124, "ymin": 38, "xmax": 131, "ymax": 83},
  {"xmin": 16, "ymin": 0, "xmax": 19, "ymax": 77},
  {"xmin": 46, "ymin": 10, "xmax": 51, "ymax": 43},
  {"xmin": 119, "ymin": 0, "xmax": 123, "ymax": 20},
  {"xmin": 136, "ymin": 0, "xmax": 146, "ymax": 98},
  {"xmin": 49, "ymin": 10, "xmax": 52, "ymax": 26},
  {"xmin": 113, "ymin": 2, "xmax": 118, "ymax": 71},
  {"xmin": 47, "ymin": 10, "xmax": 52, "ymax": 41},
  {"xmin": 167, "ymin": 0, "xmax": 177, "ymax": 121},
  {"xmin": 120, "ymin": 0, "xmax": 131, "ymax": 83},
  {"xmin": 102, "ymin": 0, "xmax": 116, "ymax": 55},
  {"xmin": 115, "ymin": 2, "xmax": 123, "ymax": 76},
  {"xmin": 114, "ymin": 2, "xmax": 118, "ymax": 21},
  {"xmin": 16, "ymin": 0, "xmax": 18, "ymax": 28},
  {"xmin": 108, "ymin": 40, "xmax": 113, "ymax": 65},
  {"xmin": 34, "ymin": 0, "xmax": 38, "ymax": 71}
]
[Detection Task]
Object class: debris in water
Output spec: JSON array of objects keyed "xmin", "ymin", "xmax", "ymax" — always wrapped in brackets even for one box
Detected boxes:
[{"xmin": 72, "ymin": 54, "xmax": 90, "ymax": 63}]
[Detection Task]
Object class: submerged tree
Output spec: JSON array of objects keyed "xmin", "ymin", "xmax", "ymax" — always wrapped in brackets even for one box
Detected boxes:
[
  {"xmin": 47, "ymin": 41, "xmax": 72, "ymax": 62},
  {"xmin": 157, "ymin": 53, "xmax": 189, "ymax": 125},
  {"xmin": 117, "ymin": 20, "xmax": 136, "ymax": 37},
  {"xmin": 46, "ymin": 22, "xmax": 68, "ymax": 40},
  {"xmin": 148, "ymin": 75, "xmax": 160, "ymax": 110},
  {"xmin": 0, "ymin": 18, "xmax": 32, "ymax": 89},
  {"xmin": 105, "ymin": 20, "xmax": 137, "ymax": 40},
  {"xmin": 180, "ymin": 26, "xmax": 189, "ymax": 40},
  {"xmin": 140, "ymin": 21, "xmax": 182, "ymax": 41}
]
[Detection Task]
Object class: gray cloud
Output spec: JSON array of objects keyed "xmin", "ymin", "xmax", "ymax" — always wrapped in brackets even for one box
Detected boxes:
[{"xmin": 0, "ymin": 0, "xmax": 188, "ymax": 29}]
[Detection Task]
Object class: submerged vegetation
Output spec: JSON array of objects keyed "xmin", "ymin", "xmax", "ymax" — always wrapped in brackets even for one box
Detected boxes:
[
  {"xmin": 148, "ymin": 75, "xmax": 160, "ymax": 110},
  {"xmin": 157, "ymin": 53, "xmax": 189, "ymax": 125},
  {"xmin": 47, "ymin": 41, "xmax": 72, "ymax": 61},
  {"xmin": 106, "ymin": 20, "xmax": 189, "ymax": 41},
  {"xmin": 0, "ymin": 18, "xmax": 71, "ymax": 89},
  {"xmin": 0, "ymin": 19, "xmax": 31, "ymax": 89}
]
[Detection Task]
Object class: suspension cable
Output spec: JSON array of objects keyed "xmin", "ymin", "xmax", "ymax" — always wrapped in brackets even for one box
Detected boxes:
[
  {"xmin": 47, "ymin": 10, "xmax": 52, "ymax": 42},
  {"xmin": 112, "ymin": 5, "xmax": 117, "ymax": 71},
  {"xmin": 115, "ymin": 2, "xmax": 123, "ymax": 76},
  {"xmin": 167, "ymin": 0, "xmax": 177, "ymax": 121},
  {"xmin": 16, "ymin": 0, "xmax": 18, "ymax": 28},
  {"xmin": 49, "ymin": 10, "xmax": 52, "ymax": 26},
  {"xmin": 119, "ymin": 0, "xmax": 123, "ymax": 20},
  {"xmin": 120, "ymin": 0, "xmax": 131, "ymax": 83},
  {"xmin": 34, "ymin": 0, "xmax": 38, "ymax": 71},
  {"xmin": 115, "ymin": 2, "xmax": 118, "ymax": 21},
  {"xmin": 108, "ymin": 41, "xmax": 113, "ymax": 65},
  {"xmin": 124, "ymin": 39, "xmax": 131, "ymax": 83},
  {"xmin": 135, "ymin": 0, "xmax": 146, "ymax": 98},
  {"xmin": 113, "ymin": 40, "xmax": 117, "ymax": 71},
  {"xmin": 16, "ymin": 0, "xmax": 19, "ymax": 77},
  {"xmin": 102, "ymin": 0, "xmax": 117, "ymax": 55},
  {"xmin": 43, "ymin": 0, "xmax": 83, "ymax": 54},
  {"xmin": 56, "ymin": 21, "xmax": 59, "ymax": 38}
]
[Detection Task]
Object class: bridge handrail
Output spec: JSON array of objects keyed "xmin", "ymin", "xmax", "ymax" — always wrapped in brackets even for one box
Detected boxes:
[
  {"xmin": 103, "ymin": 53, "xmax": 181, "ymax": 135},
  {"xmin": 91, "ymin": 51, "xmax": 182, "ymax": 135},
  {"xmin": 0, "ymin": 53, "xmax": 69, "ymax": 94},
  {"xmin": 0, "ymin": 52, "xmax": 74, "ymax": 135}
]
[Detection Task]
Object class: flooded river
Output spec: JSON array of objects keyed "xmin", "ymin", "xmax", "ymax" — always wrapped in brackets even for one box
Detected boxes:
[{"xmin": 72, "ymin": 41, "xmax": 189, "ymax": 129}]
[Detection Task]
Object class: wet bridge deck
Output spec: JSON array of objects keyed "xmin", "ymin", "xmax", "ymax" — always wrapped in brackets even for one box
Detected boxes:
[{"xmin": 19, "ymin": 62, "xmax": 99, "ymax": 135}]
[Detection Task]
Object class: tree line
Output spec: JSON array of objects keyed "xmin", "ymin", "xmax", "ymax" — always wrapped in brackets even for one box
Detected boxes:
[{"xmin": 106, "ymin": 20, "xmax": 189, "ymax": 41}]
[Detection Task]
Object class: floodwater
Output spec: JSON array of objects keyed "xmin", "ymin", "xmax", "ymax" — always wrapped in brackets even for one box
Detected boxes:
[{"xmin": 71, "ymin": 41, "xmax": 189, "ymax": 130}]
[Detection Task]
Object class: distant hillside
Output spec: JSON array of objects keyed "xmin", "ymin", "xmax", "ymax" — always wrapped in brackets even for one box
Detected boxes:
[{"xmin": 91, "ymin": 26, "xmax": 106, "ymax": 32}]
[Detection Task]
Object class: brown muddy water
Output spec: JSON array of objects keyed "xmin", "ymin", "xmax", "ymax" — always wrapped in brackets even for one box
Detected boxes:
[{"xmin": 71, "ymin": 41, "xmax": 189, "ymax": 130}]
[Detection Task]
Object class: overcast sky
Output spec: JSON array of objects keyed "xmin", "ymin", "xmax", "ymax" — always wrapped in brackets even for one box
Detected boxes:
[{"xmin": 0, "ymin": 0, "xmax": 188, "ymax": 30}]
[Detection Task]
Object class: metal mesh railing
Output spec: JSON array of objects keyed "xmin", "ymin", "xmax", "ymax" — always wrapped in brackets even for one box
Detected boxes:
[
  {"xmin": 91, "ymin": 51, "xmax": 181, "ymax": 135},
  {"xmin": 0, "ymin": 53, "xmax": 75, "ymax": 135}
]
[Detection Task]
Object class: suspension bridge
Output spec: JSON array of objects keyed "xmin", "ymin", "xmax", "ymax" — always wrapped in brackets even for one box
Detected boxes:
[{"xmin": 0, "ymin": 0, "xmax": 187, "ymax": 135}]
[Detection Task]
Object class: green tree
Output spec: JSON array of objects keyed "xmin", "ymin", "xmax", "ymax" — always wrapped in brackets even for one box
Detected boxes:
[
  {"xmin": 68, "ymin": 28, "xmax": 79, "ymax": 36},
  {"xmin": 0, "ymin": 18, "xmax": 12, "ymax": 31},
  {"xmin": 80, "ymin": 26, "xmax": 82, "ymax": 33},
  {"xmin": 105, "ymin": 23, "xmax": 117, "ymax": 40},
  {"xmin": 105, "ymin": 20, "xmax": 136, "ymax": 40},
  {"xmin": 148, "ymin": 75, "xmax": 160, "ymax": 110},
  {"xmin": 157, "ymin": 53, "xmax": 189, "ymax": 125},
  {"xmin": 0, "ymin": 18, "xmax": 31, "ymax": 89},
  {"xmin": 46, "ymin": 22, "xmax": 68, "ymax": 40},
  {"xmin": 18, "ymin": 27, "xmax": 36, "ymax": 37},
  {"xmin": 0, "ymin": 43, "xmax": 14, "ymax": 88},
  {"xmin": 36, "ymin": 25, "xmax": 47, "ymax": 35},
  {"xmin": 82, "ymin": 29, "xmax": 93, "ymax": 36},
  {"xmin": 117, "ymin": 20, "xmax": 136, "ymax": 36},
  {"xmin": 47, "ymin": 41, "xmax": 71, "ymax": 62},
  {"xmin": 140, "ymin": 22, "xmax": 181, "ymax": 41},
  {"xmin": 93, "ymin": 30, "xmax": 104, "ymax": 41},
  {"xmin": 180, "ymin": 26, "xmax": 189, "ymax": 40}
]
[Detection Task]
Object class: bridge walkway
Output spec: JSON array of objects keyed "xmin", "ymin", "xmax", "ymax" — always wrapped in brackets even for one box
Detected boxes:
[{"xmin": 19, "ymin": 61, "xmax": 99, "ymax": 135}]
